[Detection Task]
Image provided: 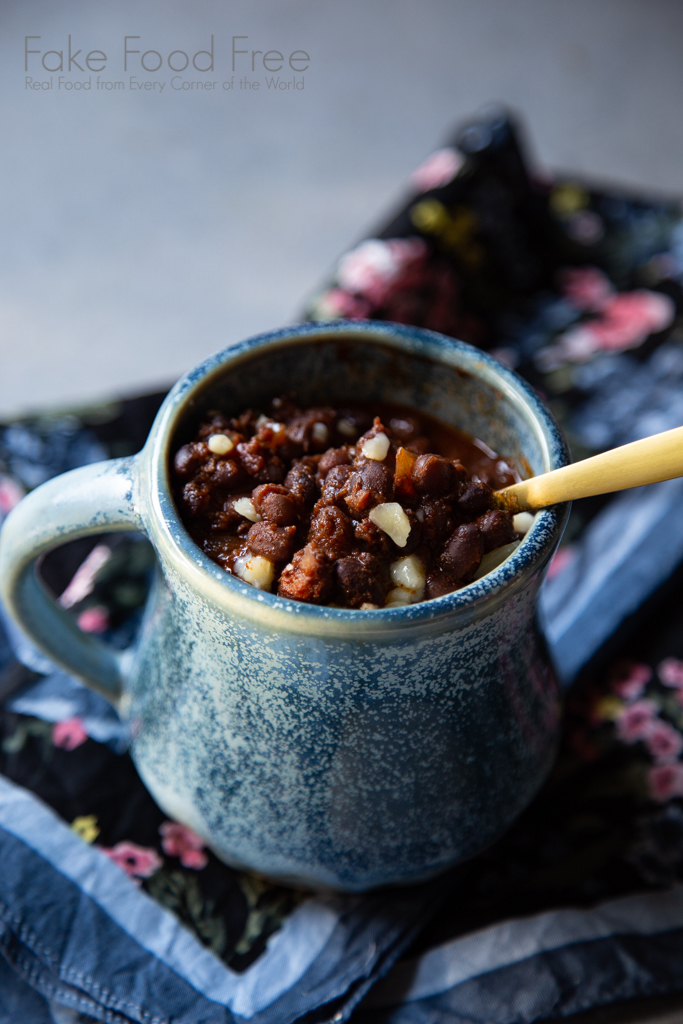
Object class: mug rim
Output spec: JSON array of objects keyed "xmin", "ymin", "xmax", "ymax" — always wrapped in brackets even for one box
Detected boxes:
[{"xmin": 142, "ymin": 321, "xmax": 570, "ymax": 637}]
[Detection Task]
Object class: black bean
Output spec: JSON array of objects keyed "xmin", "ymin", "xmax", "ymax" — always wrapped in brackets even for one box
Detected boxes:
[
  {"xmin": 211, "ymin": 459, "xmax": 243, "ymax": 488},
  {"xmin": 247, "ymin": 522, "xmax": 296, "ymax": 563},
  {"xmin": 317, "ymin": 446, "xmax": 352, "ymax": 481},
  {"xmin": 411, "ymin": 454, "xmax": 455, "ymax": 497},
  {"xmin": 457, "ymin": 479, "xmax": 493, "ymax": 517},
  {"xmin": 425, "ymin": 569, "xmax": 459, "ymax": 600},
  {"xmin": 173, "ymin": 443, "xmax": 206, "ymax": 480},
  {"xmin": 335, "ymin": 553, "xmax": 387, "ymax": 608},
  {"xmin": 284, "ymin": 462, "xmax": 317, "ymax": 508},
  {"xmin": 439, "ymin": 523, "xmax": 483, "ymax": 583},
  {"xmin": 344, "ymin": 458, "xmax": 393, "ymax": 516},
  {"xmin": 261, "ymin": 492, "xmax": 297, "ymax": 526},
  {"xmin": 420, "ymin": 499, "xmax": 455, "ymax": 546},
  {"xmin": 476, "ymin": 509, "xmax": 515, "ymax": 553}
]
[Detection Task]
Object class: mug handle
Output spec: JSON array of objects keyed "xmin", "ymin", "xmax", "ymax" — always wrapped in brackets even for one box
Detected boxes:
[{"xmin": 0, "ymin": 456, "xmax": 146, "ymax": 707}]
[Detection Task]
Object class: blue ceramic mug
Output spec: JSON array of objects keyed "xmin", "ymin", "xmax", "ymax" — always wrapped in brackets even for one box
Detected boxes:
[{"xmin": 0, "ymin": 322, "xmax": 569, "ymax": 891}]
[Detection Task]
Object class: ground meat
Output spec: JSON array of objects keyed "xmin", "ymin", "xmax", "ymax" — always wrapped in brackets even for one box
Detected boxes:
[
  {"xmin": 207, "ymin": 508, "xmax": 242, "ymax": 533},
  {"xmin": 172, "ymin": 398, "xmax": 523, "ymax": 608},
  {"xmin": 309, "ymin": 505, "xmax": 354, "ymax": 560},
  {"xmin": 236, "ymin": 438, "xmax": 267, "ymax": 477},
  {"xmin": 278, "ymin": 543, "xmax": 333, "ymax": 603},
  {"xmin": 181, "ymin": 480, "xmax": 212, "ymax": 517},
  {"xmin": 320, "ymin": 464, "xmax": 352, "ymax": 506},
  {"xmin": 353, "ymin": 517, "xmax": 395, "ymax": 558}
]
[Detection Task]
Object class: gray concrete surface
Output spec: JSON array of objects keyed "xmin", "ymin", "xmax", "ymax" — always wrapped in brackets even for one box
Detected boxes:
[{"xmin": 1, "ymin": 0, "xmax": 682, "ymax": 417}]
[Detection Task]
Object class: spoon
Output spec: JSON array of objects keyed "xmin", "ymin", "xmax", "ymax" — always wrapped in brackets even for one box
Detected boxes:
[{"xmin": 493, "ymin": 425, "xmax": 683, "ymax": 513}]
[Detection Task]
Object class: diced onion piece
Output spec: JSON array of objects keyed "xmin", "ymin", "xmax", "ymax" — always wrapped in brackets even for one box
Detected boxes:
[
  {"xmin": 255, "ymin": 414, "xmax": 269, "ymax": 429},
  {"xmin": 312, "ymin": 422, "xmax": 329, "ymax": 444},
  {"xmin": 473, "ymin": 541, "xmax": 520, "ymax": 581},
  {"xmin": 361, "ymin": 433, "xmax": 390, "ymax": 461},
  {"xmin": 360, "ymin": 602, "xmax": 378, "ymax": 610},
  {"xmin": 394, "ymin": 446, "xmax": 417, "ymax": 494},
  {"xmin": 390, "ymin": 554, "xmax": 425, "ymax": 599},
  {"xmin": 337, "ymin": 418, "xmax": 357, "ymax": 438},
  {"xmin": 368, "ymin": 502, "xmax": 411, "ymax": 547},
  {"xmin": 207, "ymin": 433, "xmax": 234, "ymax": 455},
  {"xmin": 233, "ymin": 497, "xmax": 261, "ymax": 522},
  {"xmin": 233, "ymin": 554, "xmax": 275, "ymax": 591},
  {"xmin": 513, "ymin": 511, "xmax": 535, "ymax": 535},
  {"xmin": 384, "ymin": 587, "xmax": 412, "ymax": 608}
]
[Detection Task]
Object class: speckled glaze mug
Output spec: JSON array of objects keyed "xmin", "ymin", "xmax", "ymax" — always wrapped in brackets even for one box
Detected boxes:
[{"xmin": 0, "ymin": 322, "xmax": 569, "ymax": 892}]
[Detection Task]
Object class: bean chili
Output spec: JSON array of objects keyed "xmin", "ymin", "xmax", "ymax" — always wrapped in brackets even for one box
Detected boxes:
[{"xmin": 172, "ymin": 398, "xmax": 525, "ymax": 608}]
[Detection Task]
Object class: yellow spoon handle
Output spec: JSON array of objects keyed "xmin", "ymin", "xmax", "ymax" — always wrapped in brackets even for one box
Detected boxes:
[{"xmin": 494, "ymin": 425, "xmax": 683, "ymax": 513}]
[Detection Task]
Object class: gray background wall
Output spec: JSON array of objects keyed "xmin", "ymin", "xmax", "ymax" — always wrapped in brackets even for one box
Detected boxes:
[{"xmin": 1, "ymin": 0, "xmax": 681, "ymax": 417}]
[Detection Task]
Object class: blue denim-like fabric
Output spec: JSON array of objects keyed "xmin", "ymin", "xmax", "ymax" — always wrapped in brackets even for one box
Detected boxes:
[
  {"xmin": 5, "ymin": 804, "xmax": 683, "ymax": 1024},
  {"xmin": 0, "ymin": 776, "xmax": 446, "ymax": 1024},
  {"xmin": 353, "ymin": 929, "xmax": 683, "ymax": 1024},
  {"xmin": 0, "ymin": 950, "xmax": 63, "ymax": 1024}
]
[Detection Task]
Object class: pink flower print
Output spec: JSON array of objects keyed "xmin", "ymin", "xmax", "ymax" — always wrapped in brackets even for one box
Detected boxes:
[
  {"xmin": 489, "ymin": 347, "xmax": 519, "ymax": 370},
  {"xmin": 551, "ymin": 324, "xmax": 600, "ymax": 364},
  {"xmin": 547, "ymin": 546, "xmax": 575, "ymax": 580},
  {"xmin": 560, "ymin": 266, "xmax": 613, "ymax": 312},
  {"xmin": 658, "ymin": 658, "xmax": 683, "ymax": 689},
  {"xmin": 77, "ymin": 605, "xmax": 110, "ymax": 634},
  {"xmin": 336, "ymin": 238, "xmax": 427, "ymax": 306},
  {"xmin": 648, "ymin": 763, "xmax": 683, "ymax": 802},
  {"xmin": 0, "ymin": 475, "xmax": 25, "ymax": 515},
  {"xmin": 159, "ymin": 821, "xmax": 208, "ymax": 870},
  {"xmin": 410, "ymin": 148, "xmax": 463, "ymax": 192},
  {"xmin": 100, "ymin": 841, "xmax": 163, "ymax": 879},
  {"xmin": 610, "ymin": 661, "xmax": 652, "ymax": 702},
  {"xmin": 615, "ymin": 699, "xmax": 658, "ymax": 743},
  {"xmin": 52, "ymin": 717, "xmax": 88, "ymax": 750},
  {"xmin": 585, "ymin": 290, "xmax": 675, "ymax": 352},
  {"xmin": 645, "ymin": 720, "xmax": 683, "ymax": 765},
  {"xmin": 59, "ymin": 544, "xmax": 112, "ymax": 609},
  {"xmin": 313, "ymin": 288, "xmax": 372, "ymax": 321},
  {"xmin": 540, "ymin": 284, "xmax": 675, "ymax": 369}
]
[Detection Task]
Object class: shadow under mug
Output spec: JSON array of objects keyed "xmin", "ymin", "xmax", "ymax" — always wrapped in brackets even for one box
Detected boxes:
[{"xmin": 0, "ymin": 322, "xmax": 569, "ymax": 892}]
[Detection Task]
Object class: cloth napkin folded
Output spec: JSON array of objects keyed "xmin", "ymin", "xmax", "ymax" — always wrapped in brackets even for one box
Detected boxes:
[
  {"xmin": 0, "ymin": 772, "xmax": 455, "ymax": 1024},
  {"xmin": 355, "ymin": 888, "xmax": 683, "ymax": 1023}
]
